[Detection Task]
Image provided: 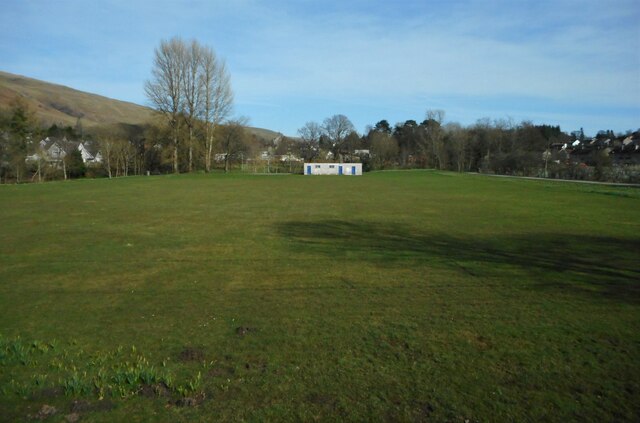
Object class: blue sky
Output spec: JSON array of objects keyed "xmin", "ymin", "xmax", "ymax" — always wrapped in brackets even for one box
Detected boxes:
[{"xmin": 1, "ymin": 0, "xmax": 639, "ymax": 136}]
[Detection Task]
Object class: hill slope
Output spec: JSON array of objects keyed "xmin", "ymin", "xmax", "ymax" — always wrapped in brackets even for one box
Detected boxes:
[
  {"xmin": 0, "ymin": 71, "xmax": 282, "ymax": 141},
  {"xmin": 0, "ymin": 71, "xmax": 155, "ymax": 127}
]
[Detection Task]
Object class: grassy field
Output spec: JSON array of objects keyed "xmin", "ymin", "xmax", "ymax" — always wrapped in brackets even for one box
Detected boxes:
[{"xmin": 0, "ymin": 171, "xmax": 639, "ymax": 422}]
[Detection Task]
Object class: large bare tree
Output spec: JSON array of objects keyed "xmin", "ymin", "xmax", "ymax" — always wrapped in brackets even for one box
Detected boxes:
[
  {"xmin": 182, "ymin": 40, "xmax": 204, "ymax": 173},
  {"xmin": 94, "ymin": 125, "xmax": 126, "ymax": 179},
  {"xmin": 423, "ymin": 109, "xmax": 446, "ymax": 169},
  {"xmin": 201, "ymin": 46, "xmax": 233, "ymax": 172},
  {"xmin": 145, "ymin": 37, "xmax": 186, "ymax": 173},
  {"xmin": 298, "ymin": 121, "xmax": 322, "ymax": 144},
  {"xmin": 444, "ymin": 122, "xmax": 469, "ymax": 172},
  {"xmin": 322, "ymin": 114, "xmax": 354, "ymax": 162},
  {"xmin": 146, "ymin": 38, "xmax": 233, "ymax": 173},
  {"xmin": 297, "ymin": 121, "xmax": 322, "ymax": 161}
]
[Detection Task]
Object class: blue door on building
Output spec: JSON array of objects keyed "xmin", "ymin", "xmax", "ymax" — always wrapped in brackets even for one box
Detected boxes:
[
  {"xmin": 307, "ymin": 165, "xmax": 311, "ymax": 175},
  {"xmin": 352, "ymin": 166, "xmax": 356, "ymax": 175},
  {"xmin": 338, "ymin": 166, "xmax": 343, "ymax": 175}
]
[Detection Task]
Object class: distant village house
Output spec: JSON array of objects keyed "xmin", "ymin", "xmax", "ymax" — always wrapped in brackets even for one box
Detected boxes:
[{"xmin": 26, "ymin": 137, "xmax": 102, "ymax": 165}]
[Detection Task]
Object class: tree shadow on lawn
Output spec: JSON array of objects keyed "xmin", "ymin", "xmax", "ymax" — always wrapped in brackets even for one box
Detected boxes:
[{"xmin": 276, "ymin": 220, "xmax": 640, "ymax": 304}]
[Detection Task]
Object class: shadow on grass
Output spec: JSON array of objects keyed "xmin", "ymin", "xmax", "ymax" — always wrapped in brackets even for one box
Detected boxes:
[{"xmin": 276, "ymin": 220, "xmax": 640, "ymax": 304}]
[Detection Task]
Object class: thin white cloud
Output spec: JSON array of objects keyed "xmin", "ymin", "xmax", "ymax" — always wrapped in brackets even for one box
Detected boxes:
[{"xmin": 229, "ymin": 1, "xmax": 639, "ymax": 109}]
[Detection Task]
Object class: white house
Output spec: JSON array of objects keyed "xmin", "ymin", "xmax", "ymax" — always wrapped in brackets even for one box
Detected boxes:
[
  {"xmin": 25, "ymin": 137, "xmax": 68, "ymax": 163},
  {"xmin": 26, "ymin": 137, "xmax": 103, "ymax": 165},
  {"xmin": 304, "ymin": 163, "xmax": 362, "ymax": 176},
  {"xmin": 280, "ymin": 153, "xmax": 302, "ymax": 162},
  {"xmin": 78, "ymin": 142, "xmax": 94, "ymax": 163}
]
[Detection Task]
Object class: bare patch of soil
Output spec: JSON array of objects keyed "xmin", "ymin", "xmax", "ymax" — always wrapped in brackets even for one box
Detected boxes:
[
  {"xmin": 69, "ymin": 399, "xmax": 114, "ymax": 413},
  {"xmin": 178, "ymin": 347, "xmax": 206, "ymax": 362},
  {"xmin": 416, "ymin": 402, "xmax": 435, "ymax": 421},
  {"xmin": 208, "ymin": 366, "xmax": 235, "ymax": 378},
  {"xmin": 243, "ymin": 359, "xmax": 268, "ymax": 374},
  {"xmin": 175, "ymin": 392, "xmax": 206, "ymax": 407},
  {"xmin": 30, "ymin": 404, "xmax": 57, "ymax": 420},
  {"xmin": 306, "ymin": 393, "xmax": 336, "ymax": 407},
  {"xmin": 138, "ymin": 382, "xmax": 171, "ymax": 398},
  {"xmin": 235, "ymin": 326, "xmax": 256, "ymax": 337}
]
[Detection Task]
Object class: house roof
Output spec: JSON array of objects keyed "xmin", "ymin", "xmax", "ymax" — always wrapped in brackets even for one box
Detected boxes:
[
  {"xmin": 40, "ymin": 136, "xmax": 79, "ymax": 154},
  {"xmin": 81, "ymin": 140, "xmax": 101, "ymax": 156}
]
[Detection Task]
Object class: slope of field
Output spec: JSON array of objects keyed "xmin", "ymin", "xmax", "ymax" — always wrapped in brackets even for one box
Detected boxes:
[
  {"xmin": 0, "ymin": 171, "xmax": 638, "ymax": 421},
  {"xmin": 0, "ymin": 71, "xmax": 155, "ymax": 127}
]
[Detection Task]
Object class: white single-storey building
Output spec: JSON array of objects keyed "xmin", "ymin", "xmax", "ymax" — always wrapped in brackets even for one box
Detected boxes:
[{"xmin": 304, "ymin": 163, "xmax": 362, "ymax": 175}]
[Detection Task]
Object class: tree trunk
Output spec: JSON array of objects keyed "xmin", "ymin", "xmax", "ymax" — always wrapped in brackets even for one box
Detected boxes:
[
  {"xmin": 188, "ymin": 126, "xmax": 193, "ymax": 173},
  {"xmin": 173, "ymin": 133, "xmax": 179, "ymax": 174},
  {"xmin": 205, "ymin": 132, "xmax": 214, "ymax": 173}
]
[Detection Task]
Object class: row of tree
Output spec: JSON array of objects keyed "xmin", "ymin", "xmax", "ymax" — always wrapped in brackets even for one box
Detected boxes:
[
  {"xmin": 0, "ymin": 97, "xmax": 260, "ymax": 183},
  {"xmin": 145, "ymin": 36, "xmax": 234, "ymax": 173},
  {"xmin": 2, "ymin": 98, "xmax": 636, "ymax": 183},
  {"xmin": 291, "ymin": 111, "xmax": 638, "ymax": 182},
  {"xmin": 293, "ymin": 111, "xmax": 562, "ymax": 171}
]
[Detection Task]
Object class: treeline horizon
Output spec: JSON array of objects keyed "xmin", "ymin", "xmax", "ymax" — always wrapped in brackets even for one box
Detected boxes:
[
  {"xmin": 1, "ymin": 96, "xmax": 639, "ymax": 184},
  {"xmin": 289, "ymin": 110, "xmax": 639, "ymax": 182},
  {"xmin": 0, "ymin": 95, "xmax": 269, "ymax": 182}
]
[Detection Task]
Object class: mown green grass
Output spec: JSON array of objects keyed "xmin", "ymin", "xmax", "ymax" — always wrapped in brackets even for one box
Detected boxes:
[{"xmin": 1, "ymin": 171, "xmax": 639, "ymax": 422}]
